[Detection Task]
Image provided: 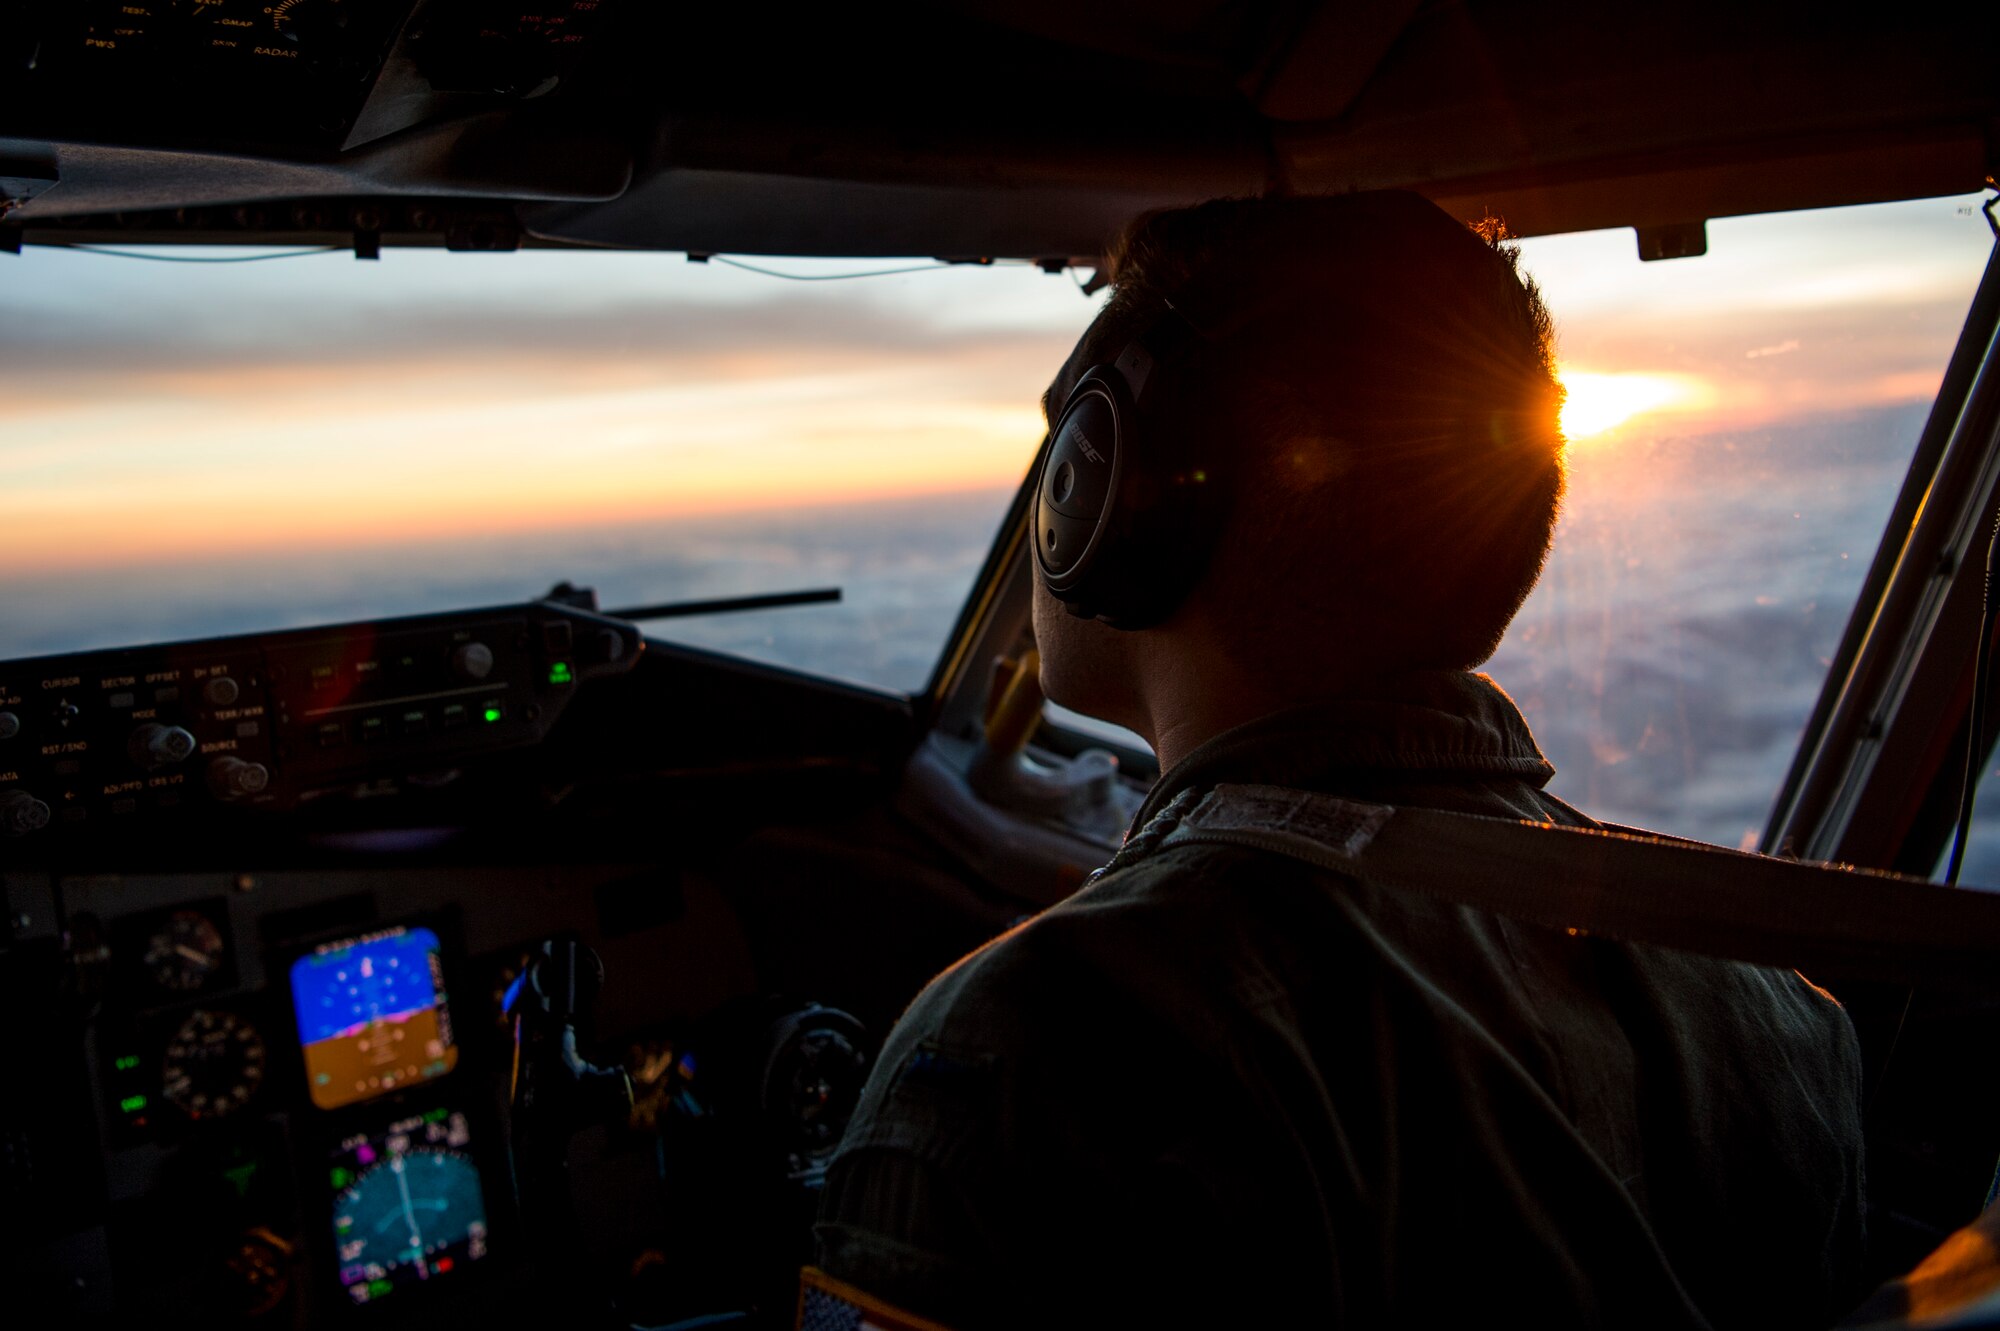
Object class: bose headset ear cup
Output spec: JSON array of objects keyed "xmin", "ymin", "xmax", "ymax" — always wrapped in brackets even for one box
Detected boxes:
[
  {"xmin": 1035, "ymin": 368, "xmax": 1126, "ymax": 610},
  {"xmin": 1033, "ymin": 310, "xmax": 1230, "ymax": 629}
]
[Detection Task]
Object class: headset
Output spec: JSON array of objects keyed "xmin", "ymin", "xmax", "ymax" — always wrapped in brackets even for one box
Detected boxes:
[{"xmin": 1032, "ymin": 298, "xmax": 1236, "ymax": 630}]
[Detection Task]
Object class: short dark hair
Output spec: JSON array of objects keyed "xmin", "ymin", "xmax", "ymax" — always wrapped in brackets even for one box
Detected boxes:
[{"xmin": 1058, "ymin": 191, "xmax": 1565, "ymax": 671}]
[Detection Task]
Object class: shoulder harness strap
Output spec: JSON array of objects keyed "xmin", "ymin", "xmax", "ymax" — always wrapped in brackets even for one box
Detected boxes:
[{"xmin": 1151, "ymin": 783, "xmax": 2000, "ymax": 991}]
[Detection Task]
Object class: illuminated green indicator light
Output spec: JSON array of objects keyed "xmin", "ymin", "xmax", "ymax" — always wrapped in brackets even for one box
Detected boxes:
[
  {"xmin": 330, "ymin": 1167, "xmax": 352, "ymax": 1189},
  {"xmin": 425, "ymin": 1107, "xmax": 448, "ymax": 1123},
  {"xmin": 223, "ymin": 1163, "xmax": 257, "ymax": 1199},
  {"xmin": 483, "ymin": 707, "xmax": 503, "ymax": 723},
  {"xmin": 114, "ymin": 1054, "xmax": 140, "ymax": 1071},
  {"xmin": 119, "ymin": 1094, "xmax": 148, "ymax": 1114},
  {"xmin": 369, "ymin": 1280, "xmax": 393, "ymax": 1299},
  {"xmin": 548, "ymin": 661, "xmax": 574, "ymax": 685}
]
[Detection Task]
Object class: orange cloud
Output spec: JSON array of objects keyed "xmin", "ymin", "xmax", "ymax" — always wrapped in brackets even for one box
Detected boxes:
[{"xmin": 0, "ymin": 350, "xmax": 1054, "ymax": 574}]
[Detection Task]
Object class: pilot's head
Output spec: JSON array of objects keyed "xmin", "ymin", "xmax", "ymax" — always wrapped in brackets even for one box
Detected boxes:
[{"xmin": 1032, "ymin": 190, "xmax": 1566, "ymax": 758}]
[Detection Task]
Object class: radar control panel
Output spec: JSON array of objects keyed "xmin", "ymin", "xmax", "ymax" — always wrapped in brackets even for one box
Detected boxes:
[{"xmin": 0, "ymin": 600, "xmax": 642, "ymax": 840}]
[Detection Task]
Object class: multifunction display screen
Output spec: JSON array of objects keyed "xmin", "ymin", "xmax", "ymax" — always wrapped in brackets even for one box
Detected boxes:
[
  {"xmin": 331, "ymin": 1107, "xmax": 488, "ymax": 1304},
  {"xmin": 290, "ymin": 926, "xmax": 458, "ymax": 1111}
]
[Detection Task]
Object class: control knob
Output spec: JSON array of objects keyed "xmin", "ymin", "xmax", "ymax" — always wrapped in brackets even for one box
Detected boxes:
[
  {"xmin": 207, "ymin": 757, "xmax": 271, "ymax": 801},
  {"xmin": 451, "ymin": 642, "xmax": 494, "ymax": 681},
  {"xmin": 129, "ymin": 723, "xmax": 198, "ymax": 770},
  {"xmin": 0, "ymin": 790, "xmax": 51, "ymax": 837},
  {"xmin": 0, "ymin": 710, "xmax": 19, "ymax": 741},
  {"xmin": 202, "ymin": 676, "xmax": 240, "ymax": 707}
]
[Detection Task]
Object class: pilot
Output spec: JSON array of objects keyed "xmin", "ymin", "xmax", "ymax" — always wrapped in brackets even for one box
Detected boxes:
[{"xmin": 807, "ymin": 192, "xmax": 1865, "ymax": 1328}]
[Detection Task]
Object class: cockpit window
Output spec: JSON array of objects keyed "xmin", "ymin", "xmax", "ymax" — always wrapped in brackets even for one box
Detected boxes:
[
  {"xmin": 0, "ymin": 249, "xmax": 1101, "ymax": 693},
  {"xmin": 1036, "ymin": 198, "xmax": 1993, "ymax": 852},
  {"xmin": 1490, "ymin": 196, "xmax": 1993, "ymax": 846}
]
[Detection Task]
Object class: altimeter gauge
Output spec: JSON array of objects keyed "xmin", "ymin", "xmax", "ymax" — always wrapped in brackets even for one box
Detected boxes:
[
  {"xmin": 161, "ymin": 1008, "xmax": 267, "ymax": 1120},
  {"xmin": 142, "ymin": 909, "xmax": 227, "ymax": 993}
]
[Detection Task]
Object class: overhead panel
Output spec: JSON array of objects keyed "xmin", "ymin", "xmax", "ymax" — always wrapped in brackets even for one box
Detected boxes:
[
  {"xmin": 0, "ymin": 0, "xmax": 1994, "ymax": 254},
  {"xmin": 0, "ymin": 0, "xmax": 418, "ymax": 153}
]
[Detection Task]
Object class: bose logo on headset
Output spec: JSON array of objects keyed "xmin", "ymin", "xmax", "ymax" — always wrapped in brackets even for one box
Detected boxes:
[{"xmin": 1033, "ymin": 296, "xmax": 1233, "ymax": 630}]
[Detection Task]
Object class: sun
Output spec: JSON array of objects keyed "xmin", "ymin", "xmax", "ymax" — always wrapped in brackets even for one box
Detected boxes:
[{"xmin": 1557, "ymin": 369, "xmax": 1707, "ymax": 441}]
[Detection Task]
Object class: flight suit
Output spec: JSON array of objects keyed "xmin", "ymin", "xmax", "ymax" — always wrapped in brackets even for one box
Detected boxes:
[{"xmin": 815, "ymin": 671, "xmax": 1866, "ymax": 1328}]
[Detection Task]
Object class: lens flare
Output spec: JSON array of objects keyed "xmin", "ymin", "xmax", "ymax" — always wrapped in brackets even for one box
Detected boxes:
[{"xmin": 1557, "ymin": 370, "xmax": 1708, "ymax": 440}]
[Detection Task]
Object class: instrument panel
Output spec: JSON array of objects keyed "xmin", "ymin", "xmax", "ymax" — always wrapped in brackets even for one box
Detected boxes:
[
  {"xmin": 6, "ymin": 857, "xmax": 768, "ymax": 1324},
  {"xmin": 0, "ymin": 600, "xmax": 642, "ymax": 841},
  {"xmin": 0, "ymin": 604, "xmax": 644, "ymax": 1316},
  {"xmin": 0, "ymin": 598, "xmax": 911, "ymax": 1325}
]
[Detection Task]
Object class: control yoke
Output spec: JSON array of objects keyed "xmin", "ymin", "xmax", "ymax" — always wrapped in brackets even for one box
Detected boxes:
[{"xmin": 504, "ymin": 935, "xmax": 633, "ymax": 1304}]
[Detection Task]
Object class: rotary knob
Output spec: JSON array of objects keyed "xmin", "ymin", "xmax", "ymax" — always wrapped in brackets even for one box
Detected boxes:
[
  {"xmin": 207, "ymin": 758, "xmax": 271, "ymax": 801},
  {"xmin": 0, "ymin": 789, "xmax": 51, "ymax": 837},
  {"xmin": 202, "ymin": 676, "xmax": 240, "ymax": 707},
  {"xmin": 129, "ymin": 723, "xmax": 198, "ymax": 770},
  {"xmin": 451, "ymin": 642, "xmax": 494, "ymax": 681}
]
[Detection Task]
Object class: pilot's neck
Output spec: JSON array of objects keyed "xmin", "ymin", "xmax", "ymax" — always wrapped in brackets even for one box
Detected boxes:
[{"xmin": 1137, "ymin": 633, "xmax": 1378, "ymax": 776}]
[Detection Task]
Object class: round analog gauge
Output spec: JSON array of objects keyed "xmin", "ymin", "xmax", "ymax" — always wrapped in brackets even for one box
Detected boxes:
[
  {"xmin": 334, "ymin": 1148, "xmax": 487, "ymax": 1297},
  {"xmin": 162, "ymin": 1009, "xmax": 267, "ymax": 1121},
  {"xmin": 143, "ymin": 910, "xmax": 227, "ymax": 993}
]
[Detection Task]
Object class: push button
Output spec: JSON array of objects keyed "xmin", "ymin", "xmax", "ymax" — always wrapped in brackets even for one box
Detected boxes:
[
  {"xmin": 356, "ymin": 716, "xmax": 386, "ymax": 743},
  {"xmin": 440, "ymin": 704, "xmax": 469, "ymax": 730},
  {"xmin": 316, "ymin": 722, "xmax": 344, "ymax": 748}
]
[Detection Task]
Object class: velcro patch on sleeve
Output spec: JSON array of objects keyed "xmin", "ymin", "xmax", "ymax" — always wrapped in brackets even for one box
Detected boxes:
[{"xmin": 798, "ymin": 1267, "xmax": 959, "ymax": 1331}]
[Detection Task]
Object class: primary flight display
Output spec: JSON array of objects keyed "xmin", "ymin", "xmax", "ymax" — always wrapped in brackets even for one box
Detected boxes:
[{"xmin": 290, "ymin": 926, "xmax": 458, "ymax": 1111}]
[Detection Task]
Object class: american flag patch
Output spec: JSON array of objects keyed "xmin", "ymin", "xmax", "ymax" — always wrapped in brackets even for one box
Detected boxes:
[{"xmin": 797, "ymin": 1267, "xmax": 957, "ymax": 1331}]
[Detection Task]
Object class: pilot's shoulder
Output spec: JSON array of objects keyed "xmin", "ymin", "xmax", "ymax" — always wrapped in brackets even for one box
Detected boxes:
[{"xmin": 892, "ymin": 837, "xmax": 1327, "ymax": 1051}]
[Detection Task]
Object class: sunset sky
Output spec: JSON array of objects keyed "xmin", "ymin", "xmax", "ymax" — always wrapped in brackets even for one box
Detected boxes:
[
  {"xmin": 3, "ymin": 192, "xmax": 1994, "ymax": 841},
  {"xmin": 0, "ymin": 192, "xmax": 1991, "ymax": 579}
]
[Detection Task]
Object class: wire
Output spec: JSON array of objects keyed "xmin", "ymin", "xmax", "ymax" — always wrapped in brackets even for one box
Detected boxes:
[
  {"xmin": 57, "ymin": 244, "xmax": 345, "ymax": 263},
  {"xmin": 1944, "ymin": 508, "xmax": 2000, "ymax": 886},
  {"xmin": 705, "ymin": 255, "xmax": 948, "ymax": 281},
  {"xmin": 51, "ymin": 246, "xmax": 980, "ymax": 277},
  {"xmin": 1870, "ymin": 507, "xmax": 2000, "ymax": 1124}
]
